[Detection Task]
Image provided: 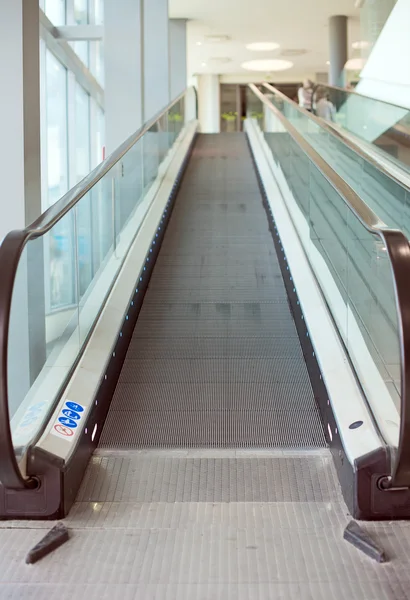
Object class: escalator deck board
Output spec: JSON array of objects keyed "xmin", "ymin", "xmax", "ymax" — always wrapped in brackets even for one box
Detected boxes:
[{"xmin": 99, "ymin": 133, "xmax": 326, "ymax": 449}]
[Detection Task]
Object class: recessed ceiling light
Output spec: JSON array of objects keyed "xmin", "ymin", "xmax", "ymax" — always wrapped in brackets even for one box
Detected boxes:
[
  {"xmin": 326, "ymin": 61, "xmax": 330, "ymax": 65},
  {"xmin": 196, "ymin": 42, "xmax": 202, "ymax": 46},
  {"xmin": 345, "ymin": 57, "xmax": 366, "ymax": 70},
  {"xmin": 246, "ymin": 42, "xmax": 280, "ymax": 52},
  {"xmin": 242, "ymin": 59, "xmax": 293, "ymax": 72},
  {"xmin": 201, "ymin": 62, "xmax": 207, "ymax": 67},
  {"xmin": 352, "ymin": 40, "xmax": 370, "ymax": 50}
]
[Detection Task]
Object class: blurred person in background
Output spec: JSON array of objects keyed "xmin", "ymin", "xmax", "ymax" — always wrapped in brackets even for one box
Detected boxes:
[
  {"xmin": 298, "ymin": 79, "xmax": 314, "ymax": 112},
  {"xmin": 314, "ymin": 86, "xmax": 336, "ymax": 122}
]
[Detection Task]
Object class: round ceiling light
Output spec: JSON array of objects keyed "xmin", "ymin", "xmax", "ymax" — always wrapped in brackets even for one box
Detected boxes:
[
  {"xmin": 345, "ymin": 57, "xmax": 366, "ymax": 70},
  {"xmin": 352, "ymin": 40, "xmax": 370, "ymax": 50},
  {"xmin": 246, "ymin": 42, "xmax": 280, "ymax": 52},
  {"xmin": 242, "ymin": 59, "xmax": 293, "ymax": 72}
]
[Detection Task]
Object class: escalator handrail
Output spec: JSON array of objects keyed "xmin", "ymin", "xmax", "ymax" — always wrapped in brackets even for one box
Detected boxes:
[
  {"xmin": 249, "ymin": 83, "xmax": 410, "ymax": 488},
  {"xmin": 262, "ymin": 82, "xmax": 410, "ymax": 197},
  {"xmin": 318, "ymin": 82, "xmax": 409, "ymax": 113},
  {"xmin": 0, "ymin": 89, "xmax": 191, "ymax": 491}
]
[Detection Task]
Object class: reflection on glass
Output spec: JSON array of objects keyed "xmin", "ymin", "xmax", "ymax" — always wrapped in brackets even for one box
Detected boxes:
[{"xmin": 49, "ymin": 215, "xmax": 76, "ymax": 308}]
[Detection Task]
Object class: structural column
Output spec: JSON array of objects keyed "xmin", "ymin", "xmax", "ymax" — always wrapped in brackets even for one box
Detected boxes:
[
  {"xmin": 0, "ymin": 0, "xmax": 42, "ymax": 241},
  {"xmin": 143, "ymin": 0, "xmax": 170, "ymax": 122},
  {"xmin": 0, "ymin": 1, "xmax": 45, "ymax": 414},
  {"xmin": 104, "ymin": 0, "xmax": 143, "ymax": 152},
  {"xmin": 169, "ymin": 19, "xmax": 187, "ymax": 101},
  {"xmin": 198, "ymin": 75, "xmax": 220, "ymax": 133},
  {"xmin": 329, "ymin": 15, "xmax": 348, "ymax": 87}
]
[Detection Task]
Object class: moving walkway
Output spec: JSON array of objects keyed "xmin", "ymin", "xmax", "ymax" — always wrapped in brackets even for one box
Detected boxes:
[{"xmin": 1, "ymin": 85, "xmax": 410, "ymax": 523}]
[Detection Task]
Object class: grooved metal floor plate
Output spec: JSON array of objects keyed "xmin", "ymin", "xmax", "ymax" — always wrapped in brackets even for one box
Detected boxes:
[
  {"xmin": 2, "ymin": 451, "xmax": 410, "ymax": 599},
  {"xmin": 99, "ymin": 134, "xmax": 325, "ymax": 449}
]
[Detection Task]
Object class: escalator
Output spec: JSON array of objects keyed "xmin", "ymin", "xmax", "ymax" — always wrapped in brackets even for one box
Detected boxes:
[{"xmin": 1, "ymin": 85, "xmax": 410, "ymax": 526}]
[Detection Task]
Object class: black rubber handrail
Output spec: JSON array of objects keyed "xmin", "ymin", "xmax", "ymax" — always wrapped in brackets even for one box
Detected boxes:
[
  {"xmin": 250, "ymin": 83, "xmax": 410, "ymax": 488},
  {"xmin": 0, "ymin": 89, "xmax": 191, "ymax": 490}
]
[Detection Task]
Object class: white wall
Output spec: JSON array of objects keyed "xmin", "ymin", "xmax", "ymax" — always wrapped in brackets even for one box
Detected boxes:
[{"xmin": 143, "ymin": 0, "xmax": 169, "ymax": 122}]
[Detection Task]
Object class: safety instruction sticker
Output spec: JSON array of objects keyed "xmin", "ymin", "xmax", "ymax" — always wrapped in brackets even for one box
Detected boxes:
[{"xmin": 50, "ymin": 400, "xmax": 85, "ymax": 441}]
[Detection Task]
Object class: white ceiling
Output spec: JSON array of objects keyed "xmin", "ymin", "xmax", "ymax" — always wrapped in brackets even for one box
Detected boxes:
[{"xmin": 169, "ymin": 0, "xmax": 361, "ymax": 81}]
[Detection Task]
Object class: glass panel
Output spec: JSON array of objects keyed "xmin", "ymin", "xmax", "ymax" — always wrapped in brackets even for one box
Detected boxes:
[
  {"xmin": 249, "ymin": 86, "xmax": 400, "ymax": 456},
  {"xmin": 346, "ymin": 212, "xmax": 401, "ymax": 418},
  {"xmin": 46, "ymin": 51, "xmax": 68, "ymax": 207},
  {"xmin": 8, "ymin": 90, "xmax": 190, "ymax": 466},
  {"xmin": 168, "ymin": 98, "xmax": 184, "ymax": 148},
  {"xmin": 70, "ymin": 0, "xmax": 90, "ymax": 67},
  {"xmin": 9, "ymin": 218, "xmax": 80, "ymax": 456},
  {"xmin": 142, "ymin": 125, "xmax": 160, "ymax": 195},
  {"xmin": 266, "ymin": 88, "xmax": 410, "ymax": 238},
  {"xmin": 75, "ymin": 85, "xmax": 92, "ymax": 297},
  {"xmin": 49, "ymin": 213, "xmax": 76, "ymax": 309},
  {"xmin": 317, "ymin": 85, "xmax": 410, "ymax": 174}
]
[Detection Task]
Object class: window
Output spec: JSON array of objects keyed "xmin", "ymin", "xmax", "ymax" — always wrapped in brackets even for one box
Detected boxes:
[
  {"xmin": 90, "ymin": 41, "xmax": 104, "ymax": 86},
  {"xmin": 93, "ymin": 0, "xmax": 104, "ymax": 25},
  {"xmin": 92, "ymin": 100, "xmax": 105, "ymax": 168},
  {"xmin": 75, "ymin": 84, "xmax": 91, "ymax": 182},
  {"xmin": 71, "ymin": 0, "xmax": 90, "ymax": 67},
  {"xmin": 75, "ymin": 84, "xmax": 93, "ymax": 296},
  {"xmin": 44, "ymin": 0, "xmax": 66, "ymax": 25},
  {"xmin": 45, "ymin": 51, "xmax": 68, "ymax": 206}
]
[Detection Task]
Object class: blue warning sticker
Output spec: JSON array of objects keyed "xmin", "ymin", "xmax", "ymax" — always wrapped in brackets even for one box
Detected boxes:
[
  {"xmin": 58, "ymin": 416, "xmax": 78, "ymax": 428},
  {"xmin": 51, "ymin": 400, "xmax": 86, "ymax": 441},
  {"xmin": 66, "ymin": 401, "xmax": 84, "ymax": 413},
  {"xmin": 62, "ymin": 409, "xmax": 81, "ymax": 420}
]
